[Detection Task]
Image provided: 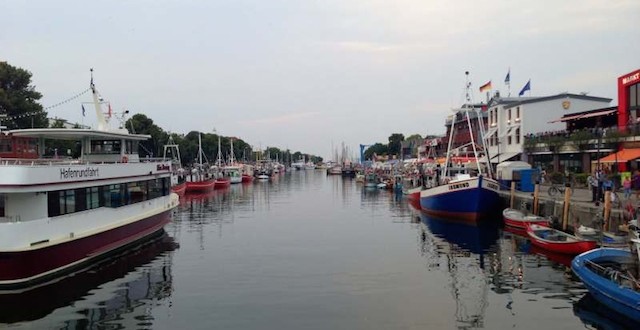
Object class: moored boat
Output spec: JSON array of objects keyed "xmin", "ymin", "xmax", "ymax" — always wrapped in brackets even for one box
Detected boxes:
[
  {"xmin": 0, "ymin": 73, "xmax": 179, "ymax": 289},
  {"xmin": 526, "ymin": 224, "xmax": 597, "ymax": 255},
  {"xmin": 572, "ymin": 248, "xmax": 640, "ymax": 323},
  {"xmin": 420, "ymin": 175, "xmax": 500, "ymax": 224},
  {"xmin": 502, "ymin": 208, "xmax": 551, "ymax": 230}
]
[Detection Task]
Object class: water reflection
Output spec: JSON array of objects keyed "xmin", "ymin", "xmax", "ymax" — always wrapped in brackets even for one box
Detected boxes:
[
  {"xmin": 573, "ymin": 294, "xmax": 640, "ymax": 329},
  {"xmin": 0, "ymin": 232, "xmax": 177, "ymax": 328}
]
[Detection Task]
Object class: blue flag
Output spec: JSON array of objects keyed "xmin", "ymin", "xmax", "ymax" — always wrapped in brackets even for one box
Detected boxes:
[
  {"xmin": 518, "ymin": 80, "xmax": 531, "ymax": 96},
  {"xmin": 504, "ymin": 69, "xmax": 510, "ymax": 84},
  {"xmin": 82, "ymin": 104, "xmax": 86, "ymax": 117}
]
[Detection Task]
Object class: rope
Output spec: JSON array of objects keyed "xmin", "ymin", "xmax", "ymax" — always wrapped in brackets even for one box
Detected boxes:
[{"xmin": 0, "ymin": 88, "xmax": 91, "ymax": 121}]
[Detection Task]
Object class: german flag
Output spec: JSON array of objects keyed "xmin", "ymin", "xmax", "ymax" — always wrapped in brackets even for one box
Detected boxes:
[{"xmin": 479, "ymin": 81, "xmax": 492, "ymax": 92}]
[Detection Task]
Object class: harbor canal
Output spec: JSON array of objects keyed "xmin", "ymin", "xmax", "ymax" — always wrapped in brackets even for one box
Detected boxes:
[{"xmin": 1, "ymin": 170, "xmax": 626, "ymax": 329}]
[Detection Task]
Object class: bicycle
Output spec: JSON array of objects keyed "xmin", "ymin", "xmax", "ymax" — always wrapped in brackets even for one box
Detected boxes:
[{"xmin": 548, "ymin": 182, "xmax": 574, "ymax": 197}]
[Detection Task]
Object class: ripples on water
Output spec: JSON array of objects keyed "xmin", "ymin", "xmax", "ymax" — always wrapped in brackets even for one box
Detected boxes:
[{"xmin": 1, "ymin": 171, "xmax": 636, "ymax": 329}]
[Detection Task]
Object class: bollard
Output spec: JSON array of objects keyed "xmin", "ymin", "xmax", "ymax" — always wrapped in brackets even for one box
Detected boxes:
[
  {"xmin": 603, "ymin": 189, "xmax": 611, "ymax": 232},
  {"xmin": 510, "ymin": 181, "xmax": 516, "ymax": 209},
  {"xmin": 562, "ymin": 183, "xmax": 571, "ymax": 231},
  {"xmin": 533, "ymin": 181, "xmax": 540, "ymax": 215}
]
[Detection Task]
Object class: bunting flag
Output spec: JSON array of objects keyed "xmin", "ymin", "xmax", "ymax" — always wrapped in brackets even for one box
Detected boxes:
[
  {"xmin": 518, "ymin": 80, "xmax": 531, "ymax": 96},
  {"xmin": 479, "ymin": 81, "xmax": 492, "ymax": 92},
  {"xmin": 82, "ymin": 104, "xmax": 86, "ymax": 117},
  {"xmin": 504, "ymin": 69, "xmax": 510, "ymax": 84}
]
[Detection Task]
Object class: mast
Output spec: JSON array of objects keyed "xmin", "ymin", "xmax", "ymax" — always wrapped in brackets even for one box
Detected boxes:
[
  {"xmin": 217, "ymin": 135, "xmax": 223, "ymax": 167},
  {"xmin": 229, "ymin": 137, "xmax": 235, "ymax": 164},
  {"xmin": 463, "ymin": 73, "xmax": 482, "ymax": 175},
  {"xmin": 198, "ymin": 132, "xmax": 203, "ymax": 166},
  {"xmin": 90, "ymin": 69, "xmax": 109, "ymax": 131}
]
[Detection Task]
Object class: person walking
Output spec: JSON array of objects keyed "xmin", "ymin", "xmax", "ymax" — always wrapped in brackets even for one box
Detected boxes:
[
  {"xmin": 596, "ymin": 169, "xmax": 605, "ymax": 202},
  {"xmin": 587, "ymin": 172, "xmax": 598, "ymax": 203}
]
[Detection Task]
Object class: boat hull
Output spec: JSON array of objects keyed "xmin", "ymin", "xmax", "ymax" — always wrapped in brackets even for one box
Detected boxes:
[
  {"xmin": 0, "ymin": 208, "xmax": 173, "ymax": 289},
  {"xmin": 572, "ymin": 248, "xmax": 640, "ymax": 323},
  {"xmin": 527, "ymin": 225, "xmax": 597, "ymax": 255},
  {"xmin": 502, "ymin": 208, "xmax": 550, "ymax": 230},
  {"xmin": 171, "ymin": 182, "xmax": 187, "ymax": 196},
  {"xmin": 419, "ymin": 176, "xmax": 500, "ymax": 224},
  {"xmin": 214, "ymin": 178, "xmax": 231, "ymax": 189},
  {"xmin": 241, "ymin": 174, "xmax": 254, "ymax": 183},
  {"xmin": 185, "ymin": 179, "xmax": 215, "ymax": 193}
]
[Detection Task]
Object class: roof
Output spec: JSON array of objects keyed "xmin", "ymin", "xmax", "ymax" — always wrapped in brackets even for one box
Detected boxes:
[
  {"xmin": 487, "ymin": 93, "xmax": 611, "ymax": 109},
  {"xmin": 502, "ymin": 93, "xmax": 612, "ymax": 110},
  {"xmin": 7, "ymin": 128, "xmax": 151, "ymax": 141}
]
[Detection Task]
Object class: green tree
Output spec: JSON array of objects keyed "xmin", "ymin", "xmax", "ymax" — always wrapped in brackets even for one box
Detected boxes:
[
  {"xmin": 125, "ymin": 113, "xmax": 168, "ymax": 157},
  {"xmin": 0, "ymin": 62, "xmax": 48, "ymax": 129},
  {"xmin": 363, "ymin": 143, "xmax": 388, "ymax": 160},
  {"xmin": 388, "ymin": 133, "xmax": 405, "ymax": 156}
]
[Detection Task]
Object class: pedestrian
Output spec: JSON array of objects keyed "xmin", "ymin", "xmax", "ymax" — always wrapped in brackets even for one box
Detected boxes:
[
  {"xmin": 587, "ymin": 172, "xmax": 598, "ymax": 203},
  {"xmin": 623, "ymin": 176, "xmax": 632, "ymax": 199},
  {"xmin": 540, "ymin": 169, "xmax": 546, "ymax": 185}
]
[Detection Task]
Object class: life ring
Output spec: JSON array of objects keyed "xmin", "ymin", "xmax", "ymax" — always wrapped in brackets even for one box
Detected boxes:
[{"xmin": 122, "ymin": 155, "xmax": 129, "ymax": 163}]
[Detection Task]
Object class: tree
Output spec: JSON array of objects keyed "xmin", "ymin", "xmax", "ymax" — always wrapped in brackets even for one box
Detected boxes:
[
  {"xmin": 363, "ymin": 143, "xmax": 388, "ymax": 160},
  {"xmin": 387, "ymin": 133, "xmax": 405, "ymax": 156},
  {"xmin": 125, "ymin": 113, "xmax": 168, "ymax": 157},
  {"xmin": 0, "ymin": 62, "xmax": 48, "ymax": 129}
]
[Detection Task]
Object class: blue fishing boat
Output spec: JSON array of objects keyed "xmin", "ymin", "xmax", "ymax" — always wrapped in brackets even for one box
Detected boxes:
[
  {"xmin": 419, "ymin": 72, "xmax": 500, "ymax": 224},
  {"xmin": 571, "ymin": 248, "xmax": 640, "ymax": 323}
]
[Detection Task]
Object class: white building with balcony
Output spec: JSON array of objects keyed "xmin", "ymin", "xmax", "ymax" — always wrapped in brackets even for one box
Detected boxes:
[{"xmin": 484, "ymin": 93, "xmax": 612, "ymax": 164}]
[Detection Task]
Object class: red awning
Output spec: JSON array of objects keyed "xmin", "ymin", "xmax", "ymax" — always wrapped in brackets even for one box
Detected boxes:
[
  {"xmin": 598, "ymin": 148, "xmax": 640, "ymax": 163},
  {"xmin": 579, "ymin": 109, "xmax": 616, "ymax": 119}
]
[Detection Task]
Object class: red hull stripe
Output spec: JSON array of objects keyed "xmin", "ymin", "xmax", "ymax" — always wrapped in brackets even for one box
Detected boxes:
[{"xmin": 0, "ymin": 211, "xmax": 171, "ymax": 287}]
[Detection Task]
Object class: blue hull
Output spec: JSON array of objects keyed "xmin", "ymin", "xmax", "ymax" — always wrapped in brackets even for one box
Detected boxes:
[
  {"xmin": 419, "ymin": 177, "xmax": 500, "ymax": 224},
  {"xmin": 572, "ymin": 248, "xmax": 640, "ymax": 323}
]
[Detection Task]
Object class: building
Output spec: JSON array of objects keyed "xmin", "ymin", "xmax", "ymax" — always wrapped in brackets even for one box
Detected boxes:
[
  {"xmin": 485, "ymin": 93, "xmax": 612, "ymax": 170},
  {"xmin": 443, "ymin": 103, "xmax": 488, "ymax": 157}
]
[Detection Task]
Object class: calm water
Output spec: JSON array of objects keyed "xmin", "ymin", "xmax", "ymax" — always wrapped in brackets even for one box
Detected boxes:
[{"xmin": 1, "ymin": 171, "xmax": 632, "ymax": 329}]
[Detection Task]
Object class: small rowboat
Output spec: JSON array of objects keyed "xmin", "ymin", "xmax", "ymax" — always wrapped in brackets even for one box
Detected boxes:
[
  {"xmin": 502, "ymin": 208, "xmax": 551, "ymax": 230},
  {"xmin": 527, "ymin": 224, "xmax": 597, "ymax": 255},
  {"xmin": 572, "ymin": 248, "xmax": 640, "ymax": 323}
]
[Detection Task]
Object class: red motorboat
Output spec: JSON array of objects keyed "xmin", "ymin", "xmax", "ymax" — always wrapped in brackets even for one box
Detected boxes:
[
  {"xmin": 526, "ymin": 224, "xmax": 597, "ymax": 255},
  {"xmin": 241, "ymin": 174, "xmax": 254, "ymax": 183},
  {"xmin": 502, "ymin": 208, "xmax": 551, "ymax": 230},
  {"xmin": 214, "ymin": 178, "xmax": 231, "ymax": 189},
  {"xmin": 185, "ymin": 179, "xmax": 215, "ymax": 193}
]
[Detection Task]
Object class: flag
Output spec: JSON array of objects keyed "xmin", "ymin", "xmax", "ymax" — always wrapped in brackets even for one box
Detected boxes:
[
  {"xmin": 518, "ymin": 80, "xmax": 531, "ymax": 96},
  {"xmin": 82, "ymin": 104, "xmax": 86, "ymax": 117},
  {"xmin": 479, "ymin": 81, "xmax": 492, "ymax": 92},
  {"xmin": 504, "ymin": 69, "xmax": 510, "ymax": 84}
]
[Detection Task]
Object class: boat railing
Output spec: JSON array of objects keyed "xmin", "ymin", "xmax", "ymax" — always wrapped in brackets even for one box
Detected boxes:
[
  {"xmin": 0, "ymin": 157, "xmax": 169, "ymax": 166},
  {"xmin": 584, "ymin": 259, "xmax": 640, "ymax": 290}
]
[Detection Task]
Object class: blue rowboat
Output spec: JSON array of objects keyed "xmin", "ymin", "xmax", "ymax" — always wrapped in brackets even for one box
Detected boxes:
[{"xmin": 571, "ymin": 248, "xmax": 640, "ymax": 323}]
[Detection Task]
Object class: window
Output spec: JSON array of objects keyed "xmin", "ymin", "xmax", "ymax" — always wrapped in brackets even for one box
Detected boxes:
[
  {"xmin": 0, "ymin": 194, "xmax": 6, "ymax": 217},
  {"xmin": 630, "ymin": 83, "xmax": 640, "ymax": 110},
  {"xmin": 0, "ymin": 138, "xmax": 12, "ymax": 153},
  {"xmin": 516, "ymin": 107, "xmax": 520, "ymax": 121},
  {"xmin": 508, "ymin": 109, "xmax": 512, "ymax": 122},
  {"xmin": 91, "ymin": 140, "xmax": 122, "ymax": 154},
  {"xmin": 508, "ymin": 134, "xmax": 512, "ymax": 145},
  {"xmin": 515, "ymin": 128, "xmax": 521, "ymax": 144}
]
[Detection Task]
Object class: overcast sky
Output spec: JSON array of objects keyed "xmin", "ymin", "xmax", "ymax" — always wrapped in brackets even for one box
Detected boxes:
[{"xmin": 3, "ymin": 0, "xmax": 639, "ymax": 159}]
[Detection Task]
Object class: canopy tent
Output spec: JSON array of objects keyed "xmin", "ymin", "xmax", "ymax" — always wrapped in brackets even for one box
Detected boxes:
[{"xmin": 597, "ymin": 148, "xmax": 640, "ymax": 163}]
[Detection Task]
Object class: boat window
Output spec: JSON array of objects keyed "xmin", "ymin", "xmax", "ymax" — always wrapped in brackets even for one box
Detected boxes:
[
  {"xmin": 0, "ymin": 138, "xmax": 12, "ymax": 153},
  {"xmin": 75, "ymin": 188, "xmax": 87, "ymax": 212},
  {"xmin": 0, "ymin": 194, "xmax": 5, "ymax": 217},
  {"xmin": 87, "ymin": 187, "xmax": 100, "ymax": 209},
  {"xmin": 91, "ymin": 140, "xmax": 121, "ymax": 154}
]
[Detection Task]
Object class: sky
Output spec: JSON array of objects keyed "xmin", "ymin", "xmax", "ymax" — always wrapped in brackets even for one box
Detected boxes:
[{"xmin": 2, "ymin": 0, "xmax": 640, "ymax": 160}]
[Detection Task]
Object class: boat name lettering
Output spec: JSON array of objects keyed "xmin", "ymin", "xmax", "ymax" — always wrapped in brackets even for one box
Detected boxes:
[
  {"xmin": 486, "ymin": 182, "xmax": 499, "ymax": 190},
  {"xmin": 60, "ymin": 167, "xmax": 99, "ymax": 180},
  {"xmin": 156, "ymin": 164, "xmax": 170, "ymax": 171},
  {"xmin": 448, "ymin": 182, "xmax": 469, "ymax": 190}
]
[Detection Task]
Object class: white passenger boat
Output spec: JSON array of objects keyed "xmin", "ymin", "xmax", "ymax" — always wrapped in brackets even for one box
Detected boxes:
[{"xmin": 0, "ymin": 74, "xmax": 179, "ymax": 289}]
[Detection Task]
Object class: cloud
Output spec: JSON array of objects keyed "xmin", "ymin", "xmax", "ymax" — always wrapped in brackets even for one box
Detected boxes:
[{"xmin": 241, "ymin": 111, "xmax": 321, "ymax": 126}]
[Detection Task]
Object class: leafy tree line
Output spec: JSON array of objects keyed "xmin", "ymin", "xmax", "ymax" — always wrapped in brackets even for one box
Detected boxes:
[
  {"xmin": 362, "ymin": 133, "xmax": 428, "ymax": 160},
  {"xmin": 0, "ymin": 61, "xmax": 322, "ymax": 165}
]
